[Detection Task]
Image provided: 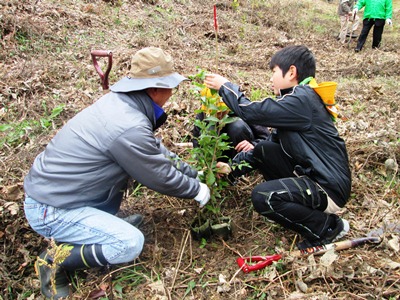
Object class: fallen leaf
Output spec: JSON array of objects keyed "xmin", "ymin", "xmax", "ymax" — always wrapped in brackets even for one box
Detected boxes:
[
  {"xmin": 148, "ymin": 280, "xmax": 166, "ymax": 295},
  {"xmin": 320, "ymin": 249, "xmax": 338, "ymax": 267},
  {"xmin": 388, "ymin": 235, "xmax": 399, "ymax": 252},
  {"xmin": 381, "ymin": 258, "xmax": 400, "ymax": 269},
  {"xmin": 4, "ymin": 202, "xmax": 19, "ymax": 215},
  {"xmin": 296, "ymin": 280, "xmax": 308, "ymax": 293},
  {"xmin": 87, "ymin": 289, "xmax": 106, "ymax": 299},
  {"xmin": 2, "ymin": 184, "xmax": 23, "ymax": 201}
]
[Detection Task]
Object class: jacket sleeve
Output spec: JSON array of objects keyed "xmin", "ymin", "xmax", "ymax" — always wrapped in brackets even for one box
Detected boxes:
[
  {"xmin": 218, "ymin": 82, "xmax": 313, "ymax": 131},
  {"xmin": 386, "ymin": 0, "xmax": 392, "ymax": 19},
  {"xmin": 158, "ymin": 140, "xmax": 198, "ymax": 178},
  {"xmin": 357, "ymin": 0, "xmax": 365, "ymax": 10},
  {"xmin": 107, "ymin": 125, "xmax": 200, "ymax": 199}
]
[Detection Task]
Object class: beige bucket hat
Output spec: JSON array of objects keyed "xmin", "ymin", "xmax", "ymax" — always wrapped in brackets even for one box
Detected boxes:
[{"xmin": 110, "ymin": 47, "xmax": 187, "ymax": 92}]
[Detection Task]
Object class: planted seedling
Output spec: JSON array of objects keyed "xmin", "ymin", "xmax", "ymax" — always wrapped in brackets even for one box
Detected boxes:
[{"xmin": 188, "ymin": 69, "xmax": 236, "ymax": 241}]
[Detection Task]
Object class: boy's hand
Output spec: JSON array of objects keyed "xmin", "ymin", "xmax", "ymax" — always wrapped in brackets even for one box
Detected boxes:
[
  {"xmin": 235, "ymin": 140, "xmax": 254, "ymax": 152},
  {"xmin": 204, "ymin": 74, "xmax": 229, "ymax": 91},
  {"xmin": 216, "ymin": 162, "xmax": 232, "ymax": 176}
]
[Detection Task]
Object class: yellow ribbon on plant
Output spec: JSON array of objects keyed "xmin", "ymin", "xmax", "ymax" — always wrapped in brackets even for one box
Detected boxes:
[{"xmin": 200, "ymin": 87, "xmax": 228, "ymax": 114}]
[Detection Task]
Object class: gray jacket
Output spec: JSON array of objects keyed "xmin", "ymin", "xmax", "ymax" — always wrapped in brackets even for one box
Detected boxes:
[
  {"xmin": 338, "ymin": 0, "xmax": 356, "ymax": 16},
  {"xmin": 24, "ymin": 91, "xmax": 200, "ymax": 214}
]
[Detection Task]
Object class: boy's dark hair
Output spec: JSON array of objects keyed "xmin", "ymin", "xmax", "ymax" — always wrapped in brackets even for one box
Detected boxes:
[{"xmin": 269, "ymin": 45, "xmax": 316, "ymax": 83}]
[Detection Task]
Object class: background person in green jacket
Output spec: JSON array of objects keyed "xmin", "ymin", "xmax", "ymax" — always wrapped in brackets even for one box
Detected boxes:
[{"xmin": 354, "ymin": 0, "xmax": 393, "ymax": 52}]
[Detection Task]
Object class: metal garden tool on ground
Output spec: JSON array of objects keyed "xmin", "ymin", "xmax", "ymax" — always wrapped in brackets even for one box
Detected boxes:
[
  {"xmin": 91, "ymin": 50, "xmax": 113, "ymax": 90},
  {"xmin": 237, "ymin": 254, "xmax": 282, "ymax": 273},
  {"xmin": 237, "ymin": 235, "xmax": 381, "ymax": 273}
]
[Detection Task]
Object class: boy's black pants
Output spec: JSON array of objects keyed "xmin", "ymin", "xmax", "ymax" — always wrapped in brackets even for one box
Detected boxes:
[
  {"xmin": 251, "ymin": 140, "xmax": 338, "ymax": 241},
  {"xmin": 192, "ymin": 114, "xmax": 255, "ymax": 162}
]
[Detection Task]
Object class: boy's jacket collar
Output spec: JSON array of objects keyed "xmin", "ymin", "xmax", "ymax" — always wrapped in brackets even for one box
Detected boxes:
[{"xmin": 279, "ymin": 86, "xmax": 294, "ymax": 97}]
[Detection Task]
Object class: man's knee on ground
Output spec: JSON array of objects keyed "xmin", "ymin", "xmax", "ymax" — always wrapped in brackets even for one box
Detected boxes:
[{"xmin": 109, "ymin": 228, "xmax": 145, "ymax": 264}]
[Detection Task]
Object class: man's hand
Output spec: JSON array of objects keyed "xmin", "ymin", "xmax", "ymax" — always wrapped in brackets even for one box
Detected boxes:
[
  {"xmin": 235, "ymin": 140, "xmax": 254, "ymax": 152},
  {"xmin": 353, "ymin": 8, "xmax": 358, "ymax": 15},
  {"xmin": 386, "ymin": 19, "xmax": 392, "ymax": 26},
  {"xmin": 194, "ymin": 182, "xmax": 210, "ymax": 208}
]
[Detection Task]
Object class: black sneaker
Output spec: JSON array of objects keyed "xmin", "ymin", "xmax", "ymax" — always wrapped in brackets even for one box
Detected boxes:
[
  {"xmin": 325, "ymin": 217, "xmax": 349, "ymax": 242},
  {"xmin": 297, "ymin": 218, "xmax": 350, "ymax": 250},
  {"xmin": 355, "ymin": 48, "xmax": 361, "ymax": 53},
  {"xmin": 346, "ymin": 33, "xmax": 358, "ymax": 38},
  {"xmin": 35, "ymin": 250, "xmax": 71, "ymax": 299},
  {"xmin": 121, "ymin": 214, "xmax": 144, "ymax": 227}
]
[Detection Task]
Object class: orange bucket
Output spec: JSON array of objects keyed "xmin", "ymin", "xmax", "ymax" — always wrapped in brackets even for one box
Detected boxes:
[{"xmin": 310, "ymin": 81, "xmax": 337, "ymax": 105}]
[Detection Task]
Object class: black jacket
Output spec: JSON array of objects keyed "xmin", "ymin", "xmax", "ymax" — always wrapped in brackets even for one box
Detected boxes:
[{"xmin": 219, "ymin": 82, "xmax": 351, "ymax": 207}]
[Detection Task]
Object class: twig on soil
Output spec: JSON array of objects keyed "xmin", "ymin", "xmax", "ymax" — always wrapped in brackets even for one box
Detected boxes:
[
  {"xmin": 289, "ymin": 234, "xmax": 299, "ymax": 252},
  {"xmin": 228, "ymin": 267, "xmax": 243, "ymax": 285},
  {"xmin": 322, "ymin": 274, "xmax": 335, "ymax": 296},
  {"xmin": 221, "ymin": 239, "xmax": 242, "ymax": 257},
  {"xmin": 277, "ymin": 266, "xmax": 288, "ymax": 298},
  {"xmin": 354, "ymin": 150, "xmax": 379, "ymax": 174},
  {"xmin": 169, "ymin": 229, "xmax": 191, "ymax": 293}
]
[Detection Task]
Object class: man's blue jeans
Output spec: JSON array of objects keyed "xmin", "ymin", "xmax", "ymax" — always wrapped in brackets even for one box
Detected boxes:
[{"xmin": 24, "ymin": 196, "xmax": 144, "ymax": 264}]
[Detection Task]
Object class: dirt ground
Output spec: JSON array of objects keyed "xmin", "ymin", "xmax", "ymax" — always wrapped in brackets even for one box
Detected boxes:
[{"xmin": 1, "ymin": 0, "xmax": 399, "ymax": 299}]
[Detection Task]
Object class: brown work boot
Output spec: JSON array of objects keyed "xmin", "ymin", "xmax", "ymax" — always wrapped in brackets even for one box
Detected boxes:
[{"xmin": 35, "ymin": 250, "xmax": 71, "ymax": 299}]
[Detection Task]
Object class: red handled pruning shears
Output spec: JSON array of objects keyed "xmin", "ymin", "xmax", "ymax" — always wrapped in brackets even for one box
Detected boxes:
[
  {"xmin": 91, "ymin": 50, "xmax": 113, "ymax": 90},
  {"xmin": 236, "ymin": 254, "xmax": 282, "ymax": 273}
]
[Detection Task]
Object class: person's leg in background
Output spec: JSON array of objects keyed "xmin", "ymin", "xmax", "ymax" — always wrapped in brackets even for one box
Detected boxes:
[
  {"xmin": 371, "ymin": 19, "xmax": 385, "ymax": 49},
  {"xmin": 355, "ymin": 18, "xmax": 374, "ymax": 52},
  {"xmin": 338, "ymin": 15, "xmax": 349, "ymax": 43}
]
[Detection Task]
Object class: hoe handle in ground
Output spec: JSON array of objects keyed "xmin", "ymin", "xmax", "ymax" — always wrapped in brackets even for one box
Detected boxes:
[
  {"xmin": 289, "ymin": 236, "xmax": 382, "ymax": 257},
  {"xmin": 91, "ymin": 50, "xmax": 113, "ymax": 90}
]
